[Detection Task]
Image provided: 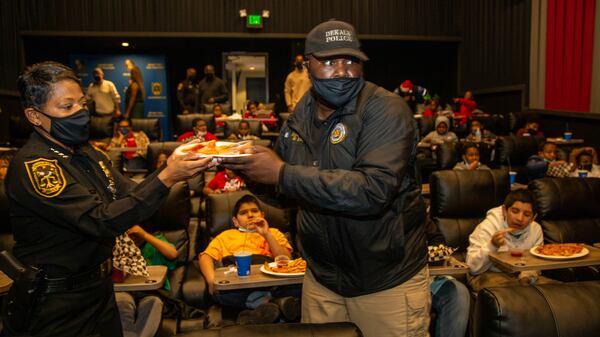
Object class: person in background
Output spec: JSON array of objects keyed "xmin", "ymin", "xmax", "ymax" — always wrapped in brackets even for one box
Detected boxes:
[
  {"xmin": 228, "ymin": 120, "xmax": 260, "ymax": 141},
  {"xmin": 425, "ymin": 219, "xmax": 470, "ymax": 337},
  {"xmin": 198, "ymin": 64, "xmax": 228, "ymax": 107},
  {"xmin": 569, "ymin": 146, "xmax": 600, "ymax": 178},
  {"xmin": 418, "ymin": 115, "xmax": 458, "ymax": 147},
  {"xmin": 177, "ymin": 118, "xmax": 217, "ymax": 143},
  {"xmin": 466, "ymin": 119, "xmax": 496, "ymax": 143},
  {"xmin": 124, "ymin": 66, "xmax": 145, "ymax": 119},
  {"xmin": 516, "ymin": 118, "xmax": 544, "ymax": 137},
  {"xmin": 284, "ymin": 54, "xmax": 311, "ymax": 113},
  {"xmin": 86, "ymin": 67, "xmax": 121, "ymax": 117},
  {"xmin": 177, "ymin": 67, "xmax": 200, "ymax": 115},
  {"xmin": 453, "ymin": 90, "xmax": 476, "ymax": 128},
  {"xmin": 453, "ymin": 143, "xmax": 490, "ymax": 171},
  {"xmin": 243, "ymin": 101, "xmax": 276, "ymax": 131},
  {"xmin": 198, "ymin": 195, "xmax": 295, "ymax": 323},
  {"xmin": 115, "ymin": 224, "xmax": 177, "ymax": 337},
  {"xmin": 422, "ymin": 95, "xmax": 441, "ymax": 118},
  {"xmin": 203, "ymin": 167, "xmax": 245, "ymax": 195},
  {"xmin": 153, "ymin": 151, "xmax": 169, "ymax": 170},
  {"xmin": 212, "ymin": 104, "xmax": 227, "ymax": 135},
  {"xmin": 526, "ymin": 141, "xmax": 571, "ymax": 180},
  {"xmin": 4, "ymin": 61, "xmax": 212, "ymax": 337},
  {"xmin": 394, "ymin": 79, "xmax": 417, "ymax": 113},
  {"xmin": 109, "ymin": 118, "xmax": 150, "ymax": 171},
  {"xmin": 466, "ymin": 190, "xmax": 555, "ymax": 292}
]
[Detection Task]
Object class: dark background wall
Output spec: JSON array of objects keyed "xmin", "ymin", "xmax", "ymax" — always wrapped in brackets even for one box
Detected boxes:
[{"xmin": 2, "ymin": 0, "xmax": 566, "ymax": 145}]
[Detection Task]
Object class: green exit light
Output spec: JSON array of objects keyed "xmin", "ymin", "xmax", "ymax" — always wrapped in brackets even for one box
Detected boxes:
[{"xmin": 247, "ymin": 15, "xmax": 263, "ymax": 28}]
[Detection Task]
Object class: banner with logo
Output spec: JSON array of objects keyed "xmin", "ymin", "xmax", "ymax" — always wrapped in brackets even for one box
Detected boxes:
[{"xmin": 69, "ymin": 54, "xmax": 170, "ymax": 139}]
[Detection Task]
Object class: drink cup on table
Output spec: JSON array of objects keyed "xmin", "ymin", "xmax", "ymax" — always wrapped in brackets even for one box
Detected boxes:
[
  {"xmin": 509, "ymin": 171, "xmax": 517, "ymax": 186},
  {"xmin": 234, "ymin": 251, "xmax": 252, "ymax": 277},
  {"xmin": 578, "ymin": 170, "xmax": 588, "ymax": 178},
  {"xmin": 563, "ymin": 132, "xmax": 573, "ymax": 141}
]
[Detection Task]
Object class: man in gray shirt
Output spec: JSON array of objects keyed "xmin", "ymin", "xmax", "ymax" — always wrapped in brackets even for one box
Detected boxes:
[{"xmin": 197, "ymin": 64, "xmax": 228, "ymax": 111}]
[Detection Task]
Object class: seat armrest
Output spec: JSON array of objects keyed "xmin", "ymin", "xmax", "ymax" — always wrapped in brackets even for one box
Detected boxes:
[{"xmin": 182, "ymin": 260, "xmax": 210, "ymax": 308}]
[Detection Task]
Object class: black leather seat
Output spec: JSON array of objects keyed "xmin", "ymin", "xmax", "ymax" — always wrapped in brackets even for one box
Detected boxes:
[
  {"xmin": 0, "ymin": 182, "xmax": 15, "ymax": 252},
  {"xmin": 430, "ymin": 169, "xmax": 510, "ymax": 262},
  {"xmin": 174, "ymin": 322, "xmax": 363, "ymax": 337},
  {"xmin": 89, "ymin": 115, "xmax": 114, "ymax": 144},
  {"xmin": 132, "ymin": 118, "xmax": 161, "ymax": 141},
  {"xmin": 8, "ymin": 115, "xmax": 33, "ymax": 148},
  {"xmin": 494, "ymin": 135, "xmax": 541, "ymax": 183},
  {"xmin": 529, "ymin": 177, "xmax": 600, "ymax": 281},
  {"xmin": 203, "ymin": 103, "xmax": 232, "ymax": 115},
  {"xmin": 474, "ymin": 281, "xmax": 600, "ymax": 337},
  {"xmin": 176, "ymin": 114, "xmax": 217, "ymax": 136}
]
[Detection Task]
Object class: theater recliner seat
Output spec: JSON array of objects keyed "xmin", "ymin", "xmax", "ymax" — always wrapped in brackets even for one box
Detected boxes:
[
  {"xmin": 474, "ymin": 281, "xmax": 600, "ymax": 337},
  {"xmin": 132, "ymin": 117, "xmax": 161, "ymax": 141},
  {"xmin": 529, "ymin": 177, "xmax": 600, "ymax": 281},
  {"xmin": 494, "ymin": 135, "xmax": 541, "ymax": 183},
  {"xmin": 176, "ymin": 114, "xmax": 217, "ymax": 136},
  {"xmin": 430, "ymin": 169, "xmax": 510, "ymax": 262},
  {"xmin": 173, "ymin": 322, "xmax": 363, "ymax": 337}
]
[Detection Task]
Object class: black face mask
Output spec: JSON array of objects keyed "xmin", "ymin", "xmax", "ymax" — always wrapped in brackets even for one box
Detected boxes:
[
  {"xmin": 187, "ymin": 75, "xmax": 196, "ymax": 81},
  {"xmin": 295, "ymin": 62, "xmax": 303, "ymax": 70},
  {"xmin": 205, "ymin": 73, "xmax": 215, "ymax": 80},
  {"xmin": 311, "ymin": 77, "xmax": 365, "ymax": 108},
  {"xmin": 39, "ymin": 108, "xmax": 90, "ymax": 145},
  {"xmin": 94, "ymin": 76, "xmax": 101, "ymax": 82}
]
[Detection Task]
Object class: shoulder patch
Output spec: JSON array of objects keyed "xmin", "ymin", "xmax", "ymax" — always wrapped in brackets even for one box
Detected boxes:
[
  {"xmin": 177, "ymin": 83, "xmax": 183, "ymax": 91},
  {"xmin": 24, "ymin": 158, "xmax": 67, "ymax": 198}
]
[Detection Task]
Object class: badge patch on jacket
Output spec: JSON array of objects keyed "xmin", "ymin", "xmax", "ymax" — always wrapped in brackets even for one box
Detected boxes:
[
  {"xmin": 24, "ymin": 158, "xmax": 67, "ymax": 198},
  {"xmin": 291, "ymin": 131, "xmax": 304, "ymax": 143},
  {"xmin": 330, "ymin": 123, "xmax": 346, "ymax": 144}
]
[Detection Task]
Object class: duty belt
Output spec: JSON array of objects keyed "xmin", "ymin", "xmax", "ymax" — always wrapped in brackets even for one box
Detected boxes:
[{"xmin": 41, "ymin": 260, "xmax": 112, "ymax": 294}]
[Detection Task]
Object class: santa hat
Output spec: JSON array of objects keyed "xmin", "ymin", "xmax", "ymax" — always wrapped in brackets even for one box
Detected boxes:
[{"xmin": 400, "ymin": 80, "xmax": 414, "ymax": 93}]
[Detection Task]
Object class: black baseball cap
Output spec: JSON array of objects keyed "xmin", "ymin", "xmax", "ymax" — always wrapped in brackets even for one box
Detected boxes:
[{"xmin": 305, "ymin": 20, "xmax": 369, "ymax": 61}]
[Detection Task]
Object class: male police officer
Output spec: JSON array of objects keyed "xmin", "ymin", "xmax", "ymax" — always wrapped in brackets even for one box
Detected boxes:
[
  {"xmin": 3, "ymin": 61, "xmax": 212, "ymax": 337},
  {"xmin": 222, "ymin": 20, "xmax": 430, "ymax": 337},
  {"xmin": 177, "ymin": 67, "xmax": 200, "ymax": 114}
]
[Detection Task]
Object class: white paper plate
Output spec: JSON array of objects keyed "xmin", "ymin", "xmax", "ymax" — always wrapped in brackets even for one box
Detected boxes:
[
  {"xmin": 529, "ymin": 246, "xmax": 589, "ymax": 260},
  {"xmin": 260, "ymin": 262, "xmax": 305, "ymax": 277},
  {"xmin": 175, "ymin": 141, "xmax": 252, "ymax": 158}
]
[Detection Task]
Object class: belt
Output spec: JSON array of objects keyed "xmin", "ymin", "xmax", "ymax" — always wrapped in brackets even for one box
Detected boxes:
[{"xmin": 41, "ymin": 260, "xmax": 112, "ymax": 294}]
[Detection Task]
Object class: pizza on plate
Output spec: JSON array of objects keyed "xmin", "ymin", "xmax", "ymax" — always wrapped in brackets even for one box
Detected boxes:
[
  {"xmin": 535, "ymin": 243, "xmax": 584, "ymax": 257},
  {"xmin": 181, "ymin": 140, "xmax": 251, "ymax": 156}
]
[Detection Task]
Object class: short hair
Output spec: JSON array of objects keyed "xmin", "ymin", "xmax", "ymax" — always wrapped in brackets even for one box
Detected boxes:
[
  {"xmin": 192, "ymin": 118, "xmax": 206, "ymax": 127},
  {"xmin": 239, "ymin": 120, "xmax": 250, "ymax": 128},
  {"xmin": 503, "ymin": 190, "xmax": 537, "ymax": 215},
  {"xmin": 538, "ymin": 141, "xmax": 556, "ymax": 152},
  {"xmin": 576, "ymin": 149, "xmax": 594, "ymax": 163},
  {"xmin": 232, "ymin": 195, "xmax": 263, "ymax": 217},
  {"xmin": 17, "ymin": 61, "xmax": 81, "ymax": 110},
  {"xmin": 462, "ymin": 143, "xmax": 479, "ymax": 155}
]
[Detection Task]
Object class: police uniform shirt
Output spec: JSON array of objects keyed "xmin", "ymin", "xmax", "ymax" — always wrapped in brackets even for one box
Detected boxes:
[
  {"xmin": 177, "ymin": 79, "xmax": 199, "ymax": 111},
  {"xmin": 5, "ymin": 131, "xmax": 169, "ymax": 276}
]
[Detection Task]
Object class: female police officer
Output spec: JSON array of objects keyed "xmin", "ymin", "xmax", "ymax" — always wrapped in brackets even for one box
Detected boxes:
[{"xmin": 2, "ymin": 61, "xmax": 212, "ymax": 337}]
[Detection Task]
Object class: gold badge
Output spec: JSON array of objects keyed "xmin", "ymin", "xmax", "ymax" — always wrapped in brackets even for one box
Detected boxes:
[
  {"xmin": 330, "ymin": 123, "xmax": 346, "ymax": 144},
  {"xmin": 24, "ymin": 158, "xmax": 67, "ymax": 198},
  {"xmin": 291, "ymin": 131, "xmax": 304, "ymax": 143},
  {"xmin": 152, "ymin": 82, "xmax": 162, "ymax": 96}
]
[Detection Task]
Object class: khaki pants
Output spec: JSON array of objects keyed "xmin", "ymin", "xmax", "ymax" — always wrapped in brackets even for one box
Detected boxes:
[{"xmin": 302, "ymin": 267, "xmax": 431, "ymax": 337}]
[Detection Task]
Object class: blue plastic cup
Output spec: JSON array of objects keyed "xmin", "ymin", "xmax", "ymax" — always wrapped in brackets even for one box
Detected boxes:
[
  {"xmin": 563, "ymin": 132, "xmax": 572, "ymax": 141},
  {"xmin": 509, "ymin": 171, "xmax": 517, "ymax": 185},
  {"xmin": 578, "ymin": 170, "xmax": 588, "ymax": 178},
  {"xmin": 234, "ymin": 251, "xmax": 252, "ymax": 277}
]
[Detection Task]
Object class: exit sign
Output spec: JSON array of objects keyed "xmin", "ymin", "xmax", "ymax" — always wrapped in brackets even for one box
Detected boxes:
[{"xmin": 247, "ymin": 15, "xmax": 263, "ymax": 28}]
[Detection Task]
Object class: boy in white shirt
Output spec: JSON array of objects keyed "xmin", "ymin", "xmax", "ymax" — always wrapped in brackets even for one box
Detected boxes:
[{"xmin": 467, "ymin": 190, "xmax": 554, "ymax": 292}]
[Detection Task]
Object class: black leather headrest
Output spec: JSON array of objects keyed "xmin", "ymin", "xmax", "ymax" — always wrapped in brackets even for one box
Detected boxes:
[
  {"xmin": 430, "ymin": 169, "xmax": 510, "ymax": 217},
  {"xmin": 436, "ymin": 142, "xmax": 458, "ymax": 169},
  {"xmin": 176, "ymin": 113, "xmax": 216, "ymax": 135},
  {"xmin": 146, "ymin": 142, "xmax": 181, "ymax": 173},
  {"xmin": 150, "ymin": 181, "xmax": 190, "ymax": 232},
  {"xmin": 203, "ymin": 103, "xmax": 232, "ymax": 115},
  {"xmin": 90, "ymin": 115, "xmax": 114, "ymax": 139},
  {"xmin": 224, "ymin": 119, "xmax": 262, "ymax": 138},
  {"xmin": 205, "ymin": 191, "xmax": 289, "ymax": 237},
  {"xmin": 9, "ymin": 115, "xmax": 33, "ymax": 147},
  {"xmin": 475, "ymin": 281, "xmax": 600, "ymax": 337},
  {"xmin": 0, "ymin": 183, "xmax": 10, "ymax": 232},
  {"xmin": 495, "ymin": 135, "xmax": 540, "ymax": 166},
  {"xmin": 529, "ymin": 177, "xmax": 600, "ymax": 219},
  {"xmin": 131, "ymin": 118, "xmax": 161, "ymax": 141}
]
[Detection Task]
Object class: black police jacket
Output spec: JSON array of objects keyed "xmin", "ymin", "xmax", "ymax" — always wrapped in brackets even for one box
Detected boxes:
[
  {"xmin": 275, "ymin": 82, "xmax": 427, "ymax": 297},
  {"xmin": 5, "ymin": 132, "xmax": 169, "ymax": 276}
]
